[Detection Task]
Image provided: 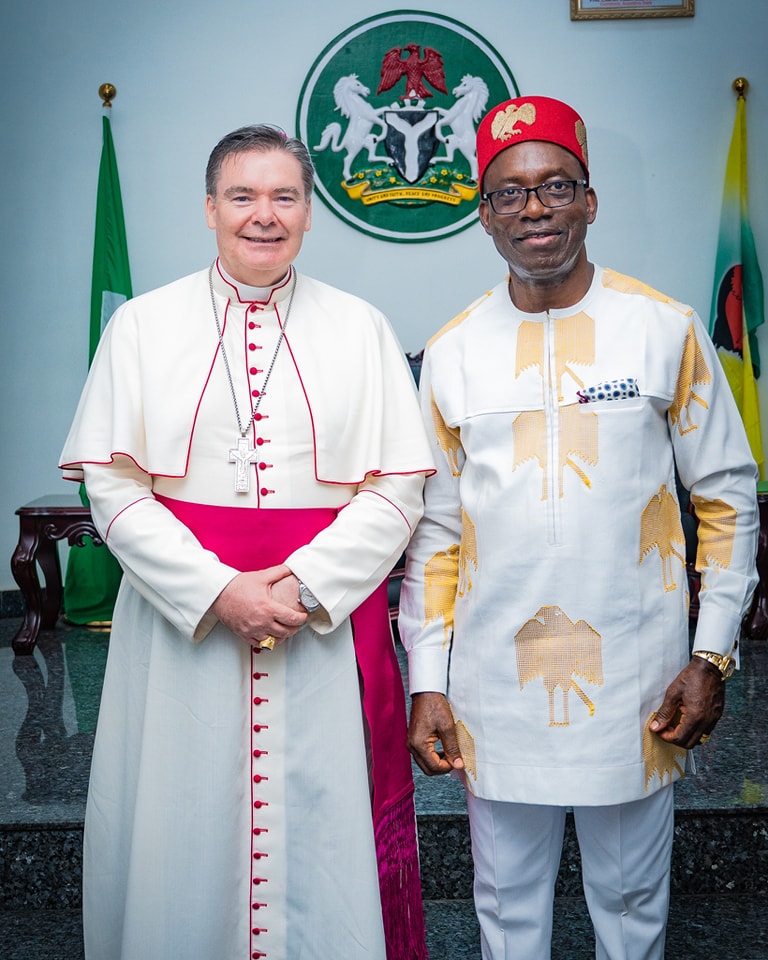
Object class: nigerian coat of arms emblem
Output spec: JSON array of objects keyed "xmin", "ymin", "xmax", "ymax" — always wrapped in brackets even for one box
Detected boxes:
[{"xmin": 296, "ymin": 11, "xmax": 519, "ymax": 242}]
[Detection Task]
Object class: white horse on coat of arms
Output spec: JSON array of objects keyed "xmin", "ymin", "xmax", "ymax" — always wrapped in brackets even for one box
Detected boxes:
[
  {"xmin": 314, "ymin": 75, "xmax": 392, "ymax": 181},
  {"xmin": 433, "ymin": 75, "xmax": 489, "ymax": 181}
]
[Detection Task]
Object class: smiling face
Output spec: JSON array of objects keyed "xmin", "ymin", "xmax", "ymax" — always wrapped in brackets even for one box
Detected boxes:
[
  {"xmin": 479, "ymin": 140, "xmax": 597, "ymax": 312},
  {"xmin": 205, "ymin": 148, "xmax": 312, "ymax": 287}
]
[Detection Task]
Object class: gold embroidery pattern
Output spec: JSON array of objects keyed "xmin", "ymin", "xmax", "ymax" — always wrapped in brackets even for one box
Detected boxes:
[
  {"xmin": 514, "ymin": 606, "xmax": 603, "ymax": 727},
  {"xmin": 431, "ymin": 388, "xmax": 462, "ymax": 476},
  {"xmin": 575, "ymin": 120, "xmax": 588, "ymax": 168},
  {"xmin": 601, "ymin": 268, "xmax": 693, "ymax": 317},
  {"xmin": 424, "ymin": 545, "xmax": 459, "ymax": 646},
  {"xmin": 513, "ymin": 405, "xmax": 598, "ymax": 499},
  {"xmin": 427, "ymin": 291, "xmax": 492, "ymax": 349},
  {"xmin": 639, "ymin": 484, "xmax": 687, "ymax": 592},
  {"xmin": 459, "ymin": 509, "xmax": 478, "ymax": 596},
  {"xmin": 491, "ymin": 101, "xmax": 537, "ymax": 141},
  {"xmin": 643, "ymin": 712, "xmax": 686, "ymax": 789},
  {"xmin": 454, "ymin": 719, "xmax": 478, "ymax": 782},
  {"xmin": 691, "ymin": 495, "xmax": 737, "ymax": 571},
  {"xmin": 515, "ymin": 314, "xmax": 595, "ymax": 399},
  {"xmin": 669, "ymin": 322, "xmax": 712, "ymax": 436},
  {"xmin": 423, "ymin": 511, "xmax": 478, "ymax": 646}
]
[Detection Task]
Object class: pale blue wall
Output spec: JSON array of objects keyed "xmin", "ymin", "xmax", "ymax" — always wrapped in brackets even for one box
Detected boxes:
[{"xmin": 1, "ymin": 0, "xmax": 767, "ymax": 589}]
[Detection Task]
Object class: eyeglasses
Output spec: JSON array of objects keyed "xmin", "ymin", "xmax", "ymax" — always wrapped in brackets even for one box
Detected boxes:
[{"xmin": 482, "ymin": 179, "xmax": 588, "ymax": 216}]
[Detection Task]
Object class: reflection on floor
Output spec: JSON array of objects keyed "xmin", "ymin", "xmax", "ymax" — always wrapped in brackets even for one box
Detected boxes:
[
  {"xmin": 1, "ymin": 623, "xmax": 107, "ymax": 825},
  {"xmin": 1, "ymin": 617, "xmax": 766, "ymax": 959}
]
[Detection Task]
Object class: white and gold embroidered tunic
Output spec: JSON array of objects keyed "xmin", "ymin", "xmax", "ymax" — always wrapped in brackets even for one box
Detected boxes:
[{"xmin": 399, "ymin": 266, "xmax": 759, "ymax": 807}]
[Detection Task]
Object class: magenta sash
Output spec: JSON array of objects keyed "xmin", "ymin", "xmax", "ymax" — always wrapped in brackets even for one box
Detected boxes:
[{"xmin": 154, "ymin": 495, "xmax": 427, "ymax": 960}]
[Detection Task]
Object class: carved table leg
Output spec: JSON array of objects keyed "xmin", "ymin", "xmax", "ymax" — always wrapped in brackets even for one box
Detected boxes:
[
  {"xmin": 11, "ymin": 515, "xmax": 45, "ymax": 656},
  {"xmin": 10, "ymin": 501, "xmax": 104, "ymax": 655},
  {"xmin": 37, "ymin": 527, "xmax": 64, "ymax": 629}
]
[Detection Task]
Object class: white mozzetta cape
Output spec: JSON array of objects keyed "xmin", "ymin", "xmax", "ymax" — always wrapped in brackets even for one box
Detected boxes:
[
  {"xmin": 61, "ymin": 268, "xmax": 430, "ymax": 485},
  {"xmin": 399, "ymin": 266, "xmax": 759, "ymax": 807}
]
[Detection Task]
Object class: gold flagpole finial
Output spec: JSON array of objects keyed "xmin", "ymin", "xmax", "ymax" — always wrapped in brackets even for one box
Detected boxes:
[
  {"xmin": 732, "ymin": 77, "xmax": 748, "ymax": 100},
  {"xmin": 99, "ymin": 83, "xmax": 117, "ymax": 107}
]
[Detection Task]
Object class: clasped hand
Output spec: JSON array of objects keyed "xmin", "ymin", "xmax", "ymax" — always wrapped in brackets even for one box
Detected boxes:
[{"xmin": 211, "ymin": 564, "xmax": 307, "ymax": 648}]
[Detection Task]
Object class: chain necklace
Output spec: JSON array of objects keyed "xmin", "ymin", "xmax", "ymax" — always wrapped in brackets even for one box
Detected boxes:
[{"xmin": 208, "ymin": 264, "xmax": 297, "ymax": 493}]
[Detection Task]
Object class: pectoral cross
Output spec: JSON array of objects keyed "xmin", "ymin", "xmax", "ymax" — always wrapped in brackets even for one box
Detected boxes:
[{"xmin": 229, "ymin": 435, "xmax": 259, "ymax": 493}]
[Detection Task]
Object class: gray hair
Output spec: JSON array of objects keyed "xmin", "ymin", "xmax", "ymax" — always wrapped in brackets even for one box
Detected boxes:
[{"xmin": 205, "ymin": 124, "xmax": 314, "ymax": 200}]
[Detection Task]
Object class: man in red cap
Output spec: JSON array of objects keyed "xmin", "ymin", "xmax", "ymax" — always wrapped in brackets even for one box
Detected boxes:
[{"xmin": 399, "ymin": 96, "xmax": 759, "ymax": 959}]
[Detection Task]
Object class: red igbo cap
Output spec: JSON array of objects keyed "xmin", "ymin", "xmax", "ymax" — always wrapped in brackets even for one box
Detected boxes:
[{"xmin": 476, "ymin": 96, "xmax": 589, "ymax": 192}]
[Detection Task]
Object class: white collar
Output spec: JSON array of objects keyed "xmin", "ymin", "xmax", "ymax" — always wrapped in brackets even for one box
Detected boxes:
[{"xmin": 211, "ymin": 258, "xmax": 294, "ymax": 305}]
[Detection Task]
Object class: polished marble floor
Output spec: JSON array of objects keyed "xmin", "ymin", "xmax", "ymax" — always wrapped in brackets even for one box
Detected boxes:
[
  {"xmin": 3, "ymin": 618, "xmax": 767, "ymax": 824},
  {"xmin": 1, "ymin": 616, "xmax": 767, "ymax": 958},
  {"xmin": 1, "ymin": 621, "xmax": 107, "ymax": 826}
]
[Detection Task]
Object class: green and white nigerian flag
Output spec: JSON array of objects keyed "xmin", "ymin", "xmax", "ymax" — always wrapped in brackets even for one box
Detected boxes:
[{"xmin": 63, "ymin": 113, "xmax": 132, "ymax": 625}]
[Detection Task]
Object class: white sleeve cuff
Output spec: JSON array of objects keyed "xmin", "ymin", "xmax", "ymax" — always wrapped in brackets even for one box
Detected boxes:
[{"xmin": 407, "ymin": 647, "xmax": 451, "ymax": 695}]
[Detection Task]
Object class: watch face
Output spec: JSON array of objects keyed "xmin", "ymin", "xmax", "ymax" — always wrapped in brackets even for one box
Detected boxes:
[{"xmin": 299, "ymin": 585, "xmax": 320, "ymax": 611}]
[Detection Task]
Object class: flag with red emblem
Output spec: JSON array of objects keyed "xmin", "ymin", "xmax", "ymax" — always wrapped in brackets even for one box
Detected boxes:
[{"xmin": 709, "ymin": 90, "xmax": 764, "ymax": 479}]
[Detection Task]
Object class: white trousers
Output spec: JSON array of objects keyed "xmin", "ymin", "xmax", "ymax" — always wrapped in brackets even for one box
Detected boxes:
[{"xmin": 466, "ymin": 786, "xmax": 674, "ymax": 960}]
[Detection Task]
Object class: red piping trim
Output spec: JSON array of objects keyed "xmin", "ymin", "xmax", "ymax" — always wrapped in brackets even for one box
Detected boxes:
[
  {"xmin": 280, "ymin": 318, "xmax": 321, "ymax": 482},
  {"xmin": 281, "ymin": 329, "xmax": 434, "ymax": 485},
  {"xmin": 356, "ymin": 488, "xmax": 412, "ymax": 532},
  {"xmin": 104, "ymin": 496, "xmax": 154, "ymax": 540}
]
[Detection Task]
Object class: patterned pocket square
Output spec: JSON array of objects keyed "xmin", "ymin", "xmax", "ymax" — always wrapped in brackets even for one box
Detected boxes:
[{"xmin": 577, "ymin": 377, "xmax": 639, "ymax": 404}]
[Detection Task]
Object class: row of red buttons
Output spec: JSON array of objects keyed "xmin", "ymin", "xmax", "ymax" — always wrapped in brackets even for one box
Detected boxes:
[
  {"xmin": 246, "ymin": 316, "xmax": 274, "ymax": 500},
  {"xmin": 247, "ymin": 299, "xmax": 277, "ymax": 958},
  {"xmin": 251, "ymin": 651, "xmax": 269, "ymax": 958}
]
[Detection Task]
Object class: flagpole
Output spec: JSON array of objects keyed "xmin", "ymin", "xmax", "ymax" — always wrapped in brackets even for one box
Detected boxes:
[
  {"xmin": 99, "ymin": 82, "xmax": 116, "ymax": 107},
  {"xmin": 733, "ymin": 77, "xmax": 748, "ymax": 100}
]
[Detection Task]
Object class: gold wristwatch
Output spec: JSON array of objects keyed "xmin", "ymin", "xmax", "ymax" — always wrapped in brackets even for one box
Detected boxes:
[{"xmin": 692, "ymin": 650, "xmax": 736, "ymax": 680}]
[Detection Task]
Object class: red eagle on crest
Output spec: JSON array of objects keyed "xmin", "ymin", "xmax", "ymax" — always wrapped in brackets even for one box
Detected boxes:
[{"xmin": 376, "ymin": 44, "xmax": 448, "ymax": 101}]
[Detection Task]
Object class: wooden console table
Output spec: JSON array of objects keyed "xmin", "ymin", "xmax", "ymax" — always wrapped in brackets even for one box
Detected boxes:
[{"xmin": 10, "ymin": 495, "xmax": 102, "ymax": 655}]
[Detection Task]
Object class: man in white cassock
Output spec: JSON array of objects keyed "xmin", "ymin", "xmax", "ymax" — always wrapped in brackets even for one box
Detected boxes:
[{"xmin": 60, "ymin": 125, "xmax": 433, "ymax": 960}]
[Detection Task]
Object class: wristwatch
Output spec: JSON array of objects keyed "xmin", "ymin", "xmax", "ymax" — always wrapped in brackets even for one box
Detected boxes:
[
  {"xmin": 297, "ymin": 580, "xmax": 321, "ymax": 613},
  {"xmin": 692, "ymin": 650, "xmax": 736, "ymax": 680}
]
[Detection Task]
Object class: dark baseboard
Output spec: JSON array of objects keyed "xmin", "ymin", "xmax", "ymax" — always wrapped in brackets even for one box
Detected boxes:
[{"xmin": 0, "ymin": 590, "xmax": 24, "ymax": 619}]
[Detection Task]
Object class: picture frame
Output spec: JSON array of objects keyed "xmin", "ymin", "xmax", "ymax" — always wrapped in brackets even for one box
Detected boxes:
[{"xmin": 570, "ymin": 0, "xmax": 694, "ymax": 20}]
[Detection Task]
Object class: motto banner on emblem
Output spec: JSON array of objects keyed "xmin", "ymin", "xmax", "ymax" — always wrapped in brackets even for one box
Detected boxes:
[{"xmin": 297, "ymin": 10, "xmax": 519, "ymax": 243}]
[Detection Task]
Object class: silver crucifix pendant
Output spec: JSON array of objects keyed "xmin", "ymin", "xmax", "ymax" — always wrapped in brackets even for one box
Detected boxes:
[{"xmin": 229, "ymin": 435, "xmax": 259, "ymax": 493}]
